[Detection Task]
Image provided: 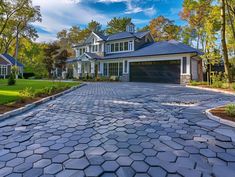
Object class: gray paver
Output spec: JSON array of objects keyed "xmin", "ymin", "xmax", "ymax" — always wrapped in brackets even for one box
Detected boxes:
[{"xmin": 0, "ymin": 82, "xmax": 235, "ymax": 176}]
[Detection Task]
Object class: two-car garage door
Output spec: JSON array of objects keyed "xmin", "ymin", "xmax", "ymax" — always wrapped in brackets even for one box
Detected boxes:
[{"xmin": 130, "ymin": 60, "xmax": 180, "ymax": 84}]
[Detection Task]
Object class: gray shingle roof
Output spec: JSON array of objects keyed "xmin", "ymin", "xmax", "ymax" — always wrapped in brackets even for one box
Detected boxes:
[
  {"xmin": 102, "ymin": 40, "xmax": 203, "ymax": 60},
  {"xmin": 1, "ymin": 53, "xmax": 24, "ymax": 67},
  {"xmin": 85, "ymin": 52, "xmax": 102, "ymax": 59},
  {"xmin": 105, "ymin": 31, "xmax": 150, "ymax": 41}
]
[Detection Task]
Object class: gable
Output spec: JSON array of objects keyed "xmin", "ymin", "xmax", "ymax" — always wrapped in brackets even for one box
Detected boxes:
[
  {"xmin": 0, "ymin": 54, "xmax": 11, "ymax": 65},
  {"xmin": 85, "ymin": 32, "xmax": 104, "ymax": 44}
]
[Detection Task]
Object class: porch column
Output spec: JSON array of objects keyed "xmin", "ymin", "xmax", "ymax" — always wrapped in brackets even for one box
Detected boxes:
[
  {"xmin": 91, "ymin": 61, "xmax": 95, "ymax": 77},
  {"xmin": 77, "ymin": 62, "xmax": 81, "ymax": 78}
]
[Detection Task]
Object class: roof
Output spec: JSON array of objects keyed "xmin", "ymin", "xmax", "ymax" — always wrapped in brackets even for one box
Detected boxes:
[
  {"xmin": 85, "ymin": 52, "xmax": 102, "ymax": 59},
  {"xmin": 105, "ymin": 31, "xmax": 150, "ymax": 41},
  {"xmin": 102, "ymin": 40, "xmax": 203, "ymax": 60},
  {"xmin": 1, "ymin": 53, "xmax": 24, "ymax": 67}
]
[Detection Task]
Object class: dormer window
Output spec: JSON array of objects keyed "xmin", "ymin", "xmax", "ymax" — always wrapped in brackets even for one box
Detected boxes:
[{"xmin": 126, "ymin": 22, "xmax": 135, "ymax": 33}]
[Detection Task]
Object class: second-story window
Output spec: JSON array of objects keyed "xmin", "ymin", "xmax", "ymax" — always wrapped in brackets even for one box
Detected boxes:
[
  {"xmin": 120, "ymin": 42, "xmax": 124, "ymax": 51},
  {"xmin": 111, "ymin": 44, "xmax": 114, "ymax": 52},
  {"xmin": 92, "ymin": 45, "xmax": 98, "ymax": 52},
  {"xmin": 115, "ymin": 43, "xmax": 119, "ymax": 52},
  {"xmin": 124, "ymin": 42, "xmax": 128, "ymax": 51},
  {"xmin": 128, "ymin": 41, "xmax": 133, "ymax": 51}
]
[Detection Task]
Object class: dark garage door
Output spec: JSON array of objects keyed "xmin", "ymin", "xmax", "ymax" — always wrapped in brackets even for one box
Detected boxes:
[{"xmin": 130, "ymin": 60, "xmax": 180, "ymax": 83}]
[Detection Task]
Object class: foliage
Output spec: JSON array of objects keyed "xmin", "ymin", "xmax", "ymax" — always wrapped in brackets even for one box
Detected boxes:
[
  {"xmin": 189, "ymin": 81, "xmax": 207, "ymax": 86},
  {"xmin": 211, "ymin": 72, "xmax": 225, "ymax": 88},
  {"xmin": 0, "ymin": 0, "xmax": 41, "ymax": 53},
  {"xmin": 106, "ymin": 17, "xmax": 131, "ymax": 35},
  {"xmin": 7, "ymin": 74, "xmax": 16, "ymax": 86},
  {"xmin": 19, "ymin": 87, "xmax": 34, "ymax": 99},
  {"xmin": 225, "ymin": 104, "xmax": 235, "ymax": 117},
  {"xmin": 232, "ymin": 83, "xmax": 235, "ymax": 90},
  {"xmin": 0, "ymin": 79, "xmax": 79, "ymax": 104},
  {"xmin": 43, "ymin": 43, "xmax": 60, "ymax": 78},
  {"xmin": 149, "ymin": 16, "xmax": 181, "ymax": 41}
]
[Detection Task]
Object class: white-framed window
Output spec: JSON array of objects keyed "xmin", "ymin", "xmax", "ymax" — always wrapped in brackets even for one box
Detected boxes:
[
  {"xmin": 106, "ymin": 41, "xmax": 133, "ymax": 53},
  {"xmin": 128, "ymin": 40, "xmax": 134, "ymax": 51},
  {"xmin": 0, "ymin": 65, "xmax": 7, "ymax": 75},
  {"xmin": 103, "ymin": 62, "xmax": 123, "ymax": 76},
  {"xmin": 79, "ymin": 47, "xmax": 86, "ymax": 56},
  {"xmin": 91, "ymin": 45, "xmax": 99, "ymax": 53}
]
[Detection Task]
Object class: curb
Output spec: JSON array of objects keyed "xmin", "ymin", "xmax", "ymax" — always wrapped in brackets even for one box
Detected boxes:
[
  {"xmin": 186, "ymin": 85, "xmax": 235, "ymax": 95},
  {"xmin": 205, "ymin": 108, "xmax": 235, "ymax": 128},
  {"xmin": 0, "ymin": 83, "xmax": 86, "ymax": 121}
]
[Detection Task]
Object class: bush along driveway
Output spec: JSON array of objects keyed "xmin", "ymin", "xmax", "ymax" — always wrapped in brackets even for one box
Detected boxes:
[{"xmin": 0, "ymin": 83, "xmax": 235, "ymax": 177}]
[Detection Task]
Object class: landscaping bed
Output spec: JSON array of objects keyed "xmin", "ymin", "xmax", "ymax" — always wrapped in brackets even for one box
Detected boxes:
[
  {"xmin": 210, "ymin": 106, "xmax": 235, "ymax": 122},
  {"xmin": 0, "ymin": 79, "xmax": 79, "ymax": 114}
]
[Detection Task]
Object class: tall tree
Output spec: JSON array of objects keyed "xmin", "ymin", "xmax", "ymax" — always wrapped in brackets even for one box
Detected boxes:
[
  {"xmin": 87, "ymin": 20, "xmax": 102, "ymax": 33},
  {"xmin": 149, "ymin": 16, "xmax": 181, "ymax": 41},
  {"xmin": 43, "ymin": 43, "xmax": 60, "ymax": 78},
  {"xmin": 221, "ymin": 0, "xmax": 232, "ymax": 83},
  {"xmin": 106, "ymin": 17, "xmax": 131, "ymax": 35}
]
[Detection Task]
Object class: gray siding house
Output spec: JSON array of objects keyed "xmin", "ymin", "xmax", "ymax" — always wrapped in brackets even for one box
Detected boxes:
[
  {"xmin": 66, "ymin": 23, "xmax": 203, "ymax": 84},
  {"xmin": 0, "ymin": 53, "xmax": 24, "ymax": 78}
]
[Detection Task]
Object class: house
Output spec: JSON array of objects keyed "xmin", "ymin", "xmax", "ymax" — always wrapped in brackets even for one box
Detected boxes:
[
  {"xmin": 66, "ymin": 22, "xmax": 203, "ymax": 84},
  {"xmin": 0, "ymin": 53, "xmax": 24, "ymax": 79}
]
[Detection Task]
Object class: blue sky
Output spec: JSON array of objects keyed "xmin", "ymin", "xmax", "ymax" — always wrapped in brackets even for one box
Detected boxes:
[{"xmin": 32, "ymin": 0, "xmax": 185, "ymax": 42}]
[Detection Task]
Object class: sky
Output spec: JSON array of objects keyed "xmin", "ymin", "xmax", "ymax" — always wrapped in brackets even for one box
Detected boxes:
[{"xmin": 32, "ymin": 0, "xmax": 185, "ymax": 42}]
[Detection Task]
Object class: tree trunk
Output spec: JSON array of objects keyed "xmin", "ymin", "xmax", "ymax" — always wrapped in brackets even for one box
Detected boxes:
[
  {"xmin": 225, "ymin": 0, "xmax": 235, "ymax": 40},
  {"xmin": 221, "ymin": 0, "xmax": 232, "ymax": 83}
]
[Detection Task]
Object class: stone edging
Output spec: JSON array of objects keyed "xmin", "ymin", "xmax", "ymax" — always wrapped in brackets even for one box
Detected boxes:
[
  {"xmin": 0, "ymin": 83, "xmax": 86, "ymax": 121},
  {"xmin": 186, "ymin": 85, "xmax": 235, "ymax": 95},
  {"xmin": 205, "ymin": 108, "xmax": 235, "ymax": 128}
]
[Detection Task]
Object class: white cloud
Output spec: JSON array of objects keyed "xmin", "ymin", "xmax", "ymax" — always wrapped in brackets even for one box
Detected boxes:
[
  {"xmin": 124, "ymin": 0, "xmax": 156, "ymax": 17},
  {"xmin": 98, "ymin": 0, "xmax": 127, "ymax": 2},
  {"xmin": 32, "ymin": 0, "xmax": 109, "ymax": 42}
]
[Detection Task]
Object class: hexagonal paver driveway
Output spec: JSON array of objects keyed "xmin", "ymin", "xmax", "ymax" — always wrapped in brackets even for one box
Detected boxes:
[{"xmin": 0, "ymin": 82, "xmax": 235, "ymax": 177}]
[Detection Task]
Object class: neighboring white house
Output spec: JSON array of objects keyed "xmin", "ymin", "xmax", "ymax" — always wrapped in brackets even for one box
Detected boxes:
[
  {"xmin": 66, "ymin": 22, "xmax": 203, "ymax": 84},
  {"xmin": 0, "ymin": 53, "xmax": 24, "ymax": 79}
]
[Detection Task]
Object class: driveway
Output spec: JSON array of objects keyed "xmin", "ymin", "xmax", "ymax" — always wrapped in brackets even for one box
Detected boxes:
[{"xmin": 0, "ymin": 83, "xmax": 235, "ymax": 177}]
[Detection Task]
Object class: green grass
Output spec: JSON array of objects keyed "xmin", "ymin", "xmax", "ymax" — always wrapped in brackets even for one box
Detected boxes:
[{"xmin": 0, "ymin": 79, "xmax": 79, "ymax": 105}]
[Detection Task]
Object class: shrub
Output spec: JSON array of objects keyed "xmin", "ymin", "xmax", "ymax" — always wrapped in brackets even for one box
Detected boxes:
[
  {"xmin": 190, "ymin": 81, "xmax": 207, "ymax": 86},
  {"xmin": 19, "ymin": 87, "xmax": 34, "ymax": 99},
  {"xmin": 232, "ymin": 83, "xmax": 235, "ymax": 91},
  {"xmin": 8, "ymin": 74, "xmax": 16, "ymax": 85},
  {"xmin": 211, "ymin": 72, "xmax": 224, "ymax": 88},
  {"xmin": 225, "ymin": 104, "xmax": 235, "ymax": 117}
]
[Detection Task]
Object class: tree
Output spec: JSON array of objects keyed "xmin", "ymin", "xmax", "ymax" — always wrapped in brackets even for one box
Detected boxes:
[
  {"xmin": 43, "ymin": 43, "xmax": 60, "ymax": 78},
  {"xmin": 149, "ymin": 16, "xmax": 181, "ymax": 41},
  {"xmin": 54, "ymin": 49, "xmax": 68, "ymax": 71},
  {"xmin": 106, "ymin": 17, "xmax": 131, "ymax": 35},
  {"xmin": 137, "ymin": 25, "xmax": 149, "ymax": 32},
  {"xmin": 221, "ymin": 0, "xmax": 232, "ymax": 83},
  {"xmin": 180, "ymin": 0, "xmax": 212, "ymax": 49},
  {"xmin": 87, "ymin": 20, "xmax": 102, "ymax": 33},
  {"xmin": 0, "ymin": 0, "xmax": 41, "ymax": 55}
]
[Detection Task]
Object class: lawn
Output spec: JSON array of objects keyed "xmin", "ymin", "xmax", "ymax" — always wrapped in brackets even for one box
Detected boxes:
[{"xmin": 0, "ymin": 79, "xmax": 79, "ymax": 105}]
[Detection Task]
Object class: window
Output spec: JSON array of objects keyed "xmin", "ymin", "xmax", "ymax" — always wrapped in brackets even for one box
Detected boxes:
[
  {"xmin": 120, "ymin": 42, "xmax": 124, "ymax": 51},
  {"xmin": 115, "ymin": 43, "xmax": 119, "ymax": 52},
  {"xmin": 129, "ymin": 41, "xmax": 133, "ymax": 51},
  {"xmin": 124, "ymin": 42, "xmax": 128, "ymax": 51},
  {"xmin": 106, "ymin": 44, "xmax": 111, "ymax": 53},
  {"xmin": 91, "ymin": 45, "xmax": 98, "ymax": 52},
  {"xmin": 124, "ymin": 60, "xmax": 128, "ymax": 73},
  {"xmin": 111, "ymin": 44, "xmax": 114, "ymax": 52},
  {"xmin": 0, "ymin": 65, "xmax": 7, "ymax": 75},
  {"xmin": 104, "ymin": 63, "xmax": 108, "ymax": 76},
  {"xmin": 109, "ymin": 63, "xmax": 119, "ymax": 76},
  {"xmin": 119, "ymin": 62, "xmax": 123, "ymax": 76},
  {"xmin": 183, "ymin": 57, "xmax": 187, "ymax": 73}
]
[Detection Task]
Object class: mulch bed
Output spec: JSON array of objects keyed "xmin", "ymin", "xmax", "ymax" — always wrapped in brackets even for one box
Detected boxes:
[
  {"xmin": 210, "ymin": 106, "xmax": 235, "ymax": 122},
  {"xmin": 0, "ymin": 98, "xmax": 40, "ymax": 114}
]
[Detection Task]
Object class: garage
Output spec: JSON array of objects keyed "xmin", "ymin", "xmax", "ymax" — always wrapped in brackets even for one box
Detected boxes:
[{"xmin": 130, "ymin": 60, "xmax": 181, "ymax": 83}]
